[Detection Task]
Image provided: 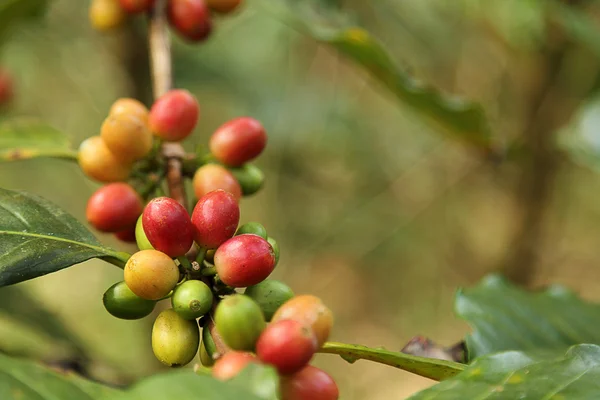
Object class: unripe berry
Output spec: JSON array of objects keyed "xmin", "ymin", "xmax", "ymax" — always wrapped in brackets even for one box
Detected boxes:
[
  {"xmin": 78, "ymin": 136, "xmax": 131, "ymax": 182},
  {"xmin": 168, "ymin": 0, "xmax": 212, "ymax": 42},
  {"xmin": 206, "ymin": 0, "xmax": 242, "ymax": 13},
  {"xmin": 193, "ymin": 164, "xmax": 242, "ymax": 201},
  {"xmin": 119, "ymin": 0, "xmax": 154, "ymax": 14},
  {"xmin": 272, "ymin": 295, "xmax": 333, "ymax": 348},
  {"xmin": 280, "ymin": 366, "xmax": 339, "ymax": 400},
  {"xmin": 142, "ymin": 197, "xmax": 195, "ymax": 257},
  {"xmin": 236, "ymin": 222, "xmax": 267, "ymax": 239},
  {"xmin": 209, "ymin": 117, "xmax": 267, "ymax": 167},
  {"xmin": 191, "ymin": 190, "xmax": 240, "ymax": 249},
  {"xmin": 0, "ymin": 68, "xmax": 14, "ymax": 105},
  {"xmin": 89, "ymin": 0, "xmax": 127, "ymax": 31},
  {"xmin": 212, "ymin": 351, "xmax": 259, "ymax": 381},
  {"xmin": 152, "ymin": 309, "xmax": 200, "ymax": 367},
  {"xmin": 86, "ymin": 183, "xmax": 143, "ymax": 232},
  {"xmin": 256, "ymin": 319, "xmax": 317, "ymax": 374},
  {"xmin": 135, "ymin": 215, "xmax": 154, "ymax": 250},
  {"xmin": 148, "ymin": 89, "xmax": 199, "ymax": 141},
  {"xmin": 103, "ymin": 281, "xmax": 156, "ymax": 319},
  {"xmin": 229, "ymin": 164, "xmax": 264, "ymax": 196},
  {"xmin": 124, "ymin": 250, "xmax": 179, "ymax": 300},
  {"xmin": 202, "ymin": 319, "xmax": 230, "ymax": 359},
  {"xmin": 115, "ymin": 228, "xmax": 137, "ymax": 243},
  {"xmin": 215, "ymin": 294, "xmax": 265, "ymax": 351},
  {"xmin": 199, "ymin": 339, "xmax": 214, "ymax": 366},
  {"xmin": 267, "ymin": 236, "xmax": 280, "ymax": 266},
  {"xmin": 109, "ymin": 98, "xmax": 149, "ymax": 123},
  {"xmin": 214, "ymin": 234, "xmax": 275, "ymax": 287},
  {"xmin": 101, "ymin": 114, "xmax": 152, "ymax": 162},
  {"xmin": 244, "ymin": 279, "xmax": 294, "ymax": 321},
  {"xmin": 171, "ymin": 280, "xmax": 213, "ymax": 320}
]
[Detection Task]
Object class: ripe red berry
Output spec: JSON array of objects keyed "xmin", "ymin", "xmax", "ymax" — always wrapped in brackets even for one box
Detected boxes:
[
  {"xmin": 191, "ymin": 190, "xmax": 240, "ymax": 249},
  {"xmin": 119, "ymin": 0, "xmax": 154, "ymax": 13},
  {"xmin": 212, "ymin": 351, "xmax": 259, "ymax": 381},
  {"xmin": 86, "ymin": 183, "xmax": 143, "ymax": 232},
  {"xmin": 209, "ymin": 117, "xmax": 267, "ymax": 167},
  {"xmin": 256, "ymin": 319, "xmax": 317, "ymax": 374},
  {"xmin": 115, "ymin": 228, "xmax": 137, "ymax": 243},
  {"xmin": 214, "ymin": 234, "xmax": 275, "ymax": 287},
  {"xmin": 168, "ymin": 0, "xmax": 212, "ymax": 42},
  {"xmin": 193, "ymin": 164, "xmax": 242, "ymax": 201},
  {"xmin": 142, "ymin": 197, "xmax": 195, "ymax": 257},
  {"xmin": 148, "ymin": 89, "xmax": 199, "ymax": 142},
  {"xmin": 0, "ymin": 68, "xmax": 14, "ymax": 105},
  {"xmin": 280, "ymin": 366, "xmax": 339, "ymax": 400}
]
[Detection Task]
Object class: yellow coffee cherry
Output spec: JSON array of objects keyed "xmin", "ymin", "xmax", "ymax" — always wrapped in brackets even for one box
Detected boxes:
[
  {"xmin": 109, "ymin": 98, "xmax": 150, "ymax": 124},
  {"xmin": 78, "ymin": 136, "xmax": 131, "ymax": 183},
  {"xmin": 89, "ymin": 0, "xmax": 127, "ymax": 32},
  {"xmin": 101, "ymin": 113, "xmax": 153, "ymax": 163}
]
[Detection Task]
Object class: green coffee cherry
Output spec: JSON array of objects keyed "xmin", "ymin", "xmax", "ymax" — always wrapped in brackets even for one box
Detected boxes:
[
  {"xmin": 215, "ymin": 294, "xmax": 265, "ymax": 351},
  {"xmin": 236, "ymin": 222, "xmax": 268, "ymax": 239},
  {"xmin": 229, "ymin": 164, "xmax": 264, "ymax": 196},
  {"xmin": 244, "ymin": 279, "xmax": 294, "ymax": 321},
  {"xmin": 202, "ymin": 325, "xmax": 217, "ymax": 359},
  {"xmin": 199, "ymin": 339, "xmax": 215, "ymax": 366},
  {"xmin": 103, "ymin": 281, "xmax": 156, "ymax": 320},
  {"xmin": 152, "ymin": 309, "xmax": 200, "ymax": 367},
  {"xmin": 135, "ymin": 215, "xmax": 154, "ymax": 250},
  {"xmin": 172, "ymin": 280, "xmax": 213, "ymax": 320},
  {"xmin": 267, "ymin": 237, "xmax": 279, "ymax": 266}
]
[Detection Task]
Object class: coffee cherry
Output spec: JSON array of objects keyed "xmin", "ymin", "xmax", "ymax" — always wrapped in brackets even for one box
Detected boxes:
[
  {"xmin": 119, "ymin": 0, "xmax": 154, "ymax": 14},
  {"xmin": 212, "ymin": 351, "xmax": 258, "ymax": 381},
  {"xmin": 78, "ymin": 136, "xmax": 131, "ymax": 182},
  {"xmin": 205, "ymin": 249, "xmax": 216, "ymax": 264},
  {"xmin": 215, "ymin": 294, "xmax": 265, "ymax": 351},
  {"xmin": 272, "ymin": 295, "xmax": 333, "ymax": 348},
  {"xmin": 0, "ymin": 68, "xmax": 13, "ymax": 105},
  {"xmin": 110, "ymin": 98, "xmax": 149, "ymax": 123},
  {"xmin": 280, "ymin": 366, "xmax": 339, "ymax": 400},
  {"xmin": 267, "ymin": 237, "xmax": 280, "ymax": 266},
  {"xmin": 236, "ymin": 222, "xmax": 267, "ymax": 239},
  {"xmin": 193, "ymin": 164, "xmax": 242, "ymax": 201},
  {"xmin": 203, "ymin": 319, "xmax": 230, "ymax": 359},
  {"xmin": 206, "ymin": 0, "xmax": 242, "ymax": 13},
  {"xmin": 256, "ymin": 319, "xmax": 317, "ymax": 374},
  {"xmin": 115, "ymin": 228, "xmax": 137, "ymax": 243},
  {"xmin": 124, "ymin": 250, "xmax": 179, "ymax": 300},
  {"xmin": 168, "ymin": 0, "xmax": 212, "ymax": 42},
  {"xmin": 142, "ymin": 197, "xmax": 195, "ymax": 257},
  {"xmin": 199, "ymin": 339, "xmax": 214, "ymax": 366},
  {"xmin": 209, "ymin": 117, "xmax": 266, "ymax": 167},
  {"xmin": 152, "ymin": 309, "xmax": 200, "ymax": 367},
  {"xmin": 214, "ymin": 234, "xmax": 275, "ymax": 287},
  {"xmin": 135, "ymin": 215, "xmax": 154, "ymax": 250},
  {"xmin": 229, "ymin": 164, "xmax": 264, "ymax": 196},
  {"xmin": 89, "ymin": 0, "xmax": 127, "ymax": 31},
  {"xmin": 191, "ymin": 190, "xmax": 240, "ymax": 249},
  {"xmin": 244, "ymin": 279, "xmax": 294, "ymax": 321},
  {"xmin": 172, "ymin": 280, "xmax": 213, "ymax": 320},
  {"xmin": 148, "ymin": 89, "xmax": 199, "ymax": 141},
  {"xmin": 86, "ymin": 183, "xmax": 143, "ymax": 232},
  {"xmin": 101, "ymin": 113, "xmax": 153, "ymax": 162},
  {"xmin": 103, "ymin": 281, "xmax": 156, "ymax": 319}
]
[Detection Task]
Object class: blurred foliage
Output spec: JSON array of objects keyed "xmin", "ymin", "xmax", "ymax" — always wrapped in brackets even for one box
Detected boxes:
[{"xmin": 2, "ymin": 0, "xmax": 600, "ymax": 398}]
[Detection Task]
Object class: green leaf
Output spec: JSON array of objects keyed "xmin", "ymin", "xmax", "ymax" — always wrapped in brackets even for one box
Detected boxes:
[
  {"xmin": 319, "ymin": 342, "xmax": 465, "ymax": 381},
  {"xmin": 0, "ymin": 0, "xmax": 49, "ymax": 43},
  {"xmin": 0, "ymin": 188, "xmax": 129, "ymax": 287},
  {"xmin": 0, "ymin": 352, "xmax": 117, "ymax": 400},
  {"xmin": 257, "ymin": 1, "xmax": 491, "ymax": 150},
  {"xmin": 456, "ymin": 274, "xmax": 600, "ymax": 360},
  {"xmin": 409, "ymin": 344, "xmax": 600, "ymax": 399},
  {"xmin": 0, "ymin": 119, "xmax": 78, "ymax": 162},
  {"xmin": 229, "ymin": 364, "xmax": 279, "ymax": 400}
]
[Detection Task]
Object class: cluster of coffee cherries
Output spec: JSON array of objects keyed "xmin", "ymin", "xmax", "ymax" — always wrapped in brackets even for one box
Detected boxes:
[{"xmin": 89, "ymin": 0, "xmax": 241, "ymax": 42}]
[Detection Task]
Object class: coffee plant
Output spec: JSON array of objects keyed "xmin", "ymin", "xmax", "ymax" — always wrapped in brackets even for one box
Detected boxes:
[{"xmin": 2, "ymin": 0, "xmax": 600, "ymax": 399}]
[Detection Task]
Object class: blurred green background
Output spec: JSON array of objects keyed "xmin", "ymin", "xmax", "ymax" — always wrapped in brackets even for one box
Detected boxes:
[{"xmin": 3, "ymin": 0, "xmax": 600, "ymax": 398}]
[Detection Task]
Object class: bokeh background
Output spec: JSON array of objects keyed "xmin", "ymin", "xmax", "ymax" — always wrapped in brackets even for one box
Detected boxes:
[{"xmin": 2, "ymin": 0, "xmax": 600, "ymax": 398}]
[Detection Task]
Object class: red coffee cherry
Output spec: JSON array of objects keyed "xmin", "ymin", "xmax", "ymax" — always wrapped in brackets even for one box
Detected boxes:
[
  {"xmin": 191, "ymin": 190, "xmax": 240, "ymax": 249},
  {"xmin": 148, "ymin": 89, "xmax": 199, "ymax": 141},
  {"xmin": 168, "ymin": 0, "xmax": 212, "ymax": 42},
  {"xmin": 272, "ymin": 295, "xmax": 333, "ymax": 348},
  {"xmin": 86, "ymin": 183, "xmax": 143, "ymax": 232},
  {"xmin": 193, "ymin": 164, "xmax": 242, "ymax": 201},
  {"xmin": 115, "ymin": 228, "xmax": 137, "ymax": 243},
  {"xmin": 209, "ymin": 117, "xmax": 267, "ymax": 167},
  {"xmin": 256, "ymin": 319, "xmax": 317, "ymax": 374},
  {"xmin": 214, "ymin": 234, "xmax": 275, "ymax": 287},
  {"xmin": 212, "ymin": 351, "xmax": 259, "ymax": 381},
  {"xmin": 142, "ymin": 197, "xmax": 195, "ymax": 257},
  {"xmin": 0, "ymin": 68, "xmax": 14, "ymax": 105},
  {"xmin": 119, "ymin": 0, "xmax": 154, "ymax": 13},
  {"xmin": 280, "ymin": 366, "xmax": 339, "ymax": 400},
  {"xmin": 206, "ymin": 0, "xmax": 242, "ymax": 14}
]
